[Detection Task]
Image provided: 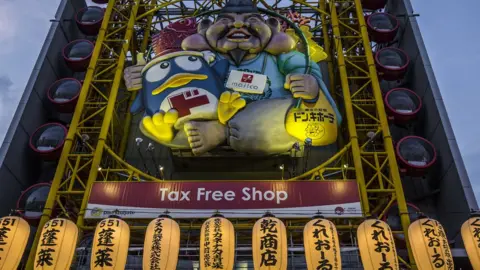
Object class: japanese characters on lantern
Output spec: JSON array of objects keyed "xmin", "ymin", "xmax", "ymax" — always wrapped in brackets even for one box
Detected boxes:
[
  {"xmin": 143, "ymin": 217, "xmax": 180, "ymax": 270},
  {"xmin": 91, "ymin": 218, "xmax": 130, "ymax": 269},
  {"xmin": 408, "ymin": 218, "xmax": 454, "ymax": 270},
  {"xmin": 34, "ymin": 218, "xmax": 78, "ymax": 269},
  {"xmin": 357, "ymin": 219, "xmax": 399, "ymax": 270},
  {"xmin": 0, "ymin": 216, "xmax": 30, "ymax": 270},
  {"xmin": 252, "ymin": 216, "xmax": 287, "ymax": 270},
  {"xmin": 304, "ymin": 218, "xmax": 341, "ymax": 270},
  {"xmin": 200, "ymin": 216, "xmax": 235, "ymax": 270},
  {"xmin": 461, "ymin": 216, "xmax": 480, "ymax": 269}
]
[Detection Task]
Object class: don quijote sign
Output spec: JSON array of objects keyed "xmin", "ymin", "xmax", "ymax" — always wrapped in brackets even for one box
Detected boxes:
[{"xmin": 85, "ymin": 181, "xmax": 362, "ymax": 219}]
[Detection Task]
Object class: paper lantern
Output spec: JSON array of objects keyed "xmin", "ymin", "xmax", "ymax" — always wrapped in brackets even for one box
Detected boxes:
[
  {"xmin": 408, "ymin": 218, "xmax": 454, "ymax": 270},
  {"xmin": 357, "ymin": 219, "xmax": 399, "ymax": 270},
  {"xmin": 461, "ymin": 215, "xmax": 480, "ymax": 269},
  {"xmin": 34, "ymin": 218, "xmax": 79, "ymax": 269},
  {"xmin": 143, "ymin": 217, "xmax": 180, "ymax": 270},
  {"xmin": 200, "ymin": 215, "xmax": 235, "ymax": 270},
  {"xmin": 252, "ymin": 215, "xmax": 288, "ymax": 270},
  {"xmin": 304, "ymin": 218, "xmax": 341, "ymax": 270},
  {"xmin": 91, "ymin": 218, "xmax": 130, "ymax": 269},
  {"xmin": 0, "ymin": 216, "xmax": 30, "ymax": 269}
]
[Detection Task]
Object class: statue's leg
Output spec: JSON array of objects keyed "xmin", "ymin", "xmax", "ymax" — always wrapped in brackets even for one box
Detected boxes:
[{"xmin": 228, "ymin": 98, "xmax": 299, "ymax": 155}]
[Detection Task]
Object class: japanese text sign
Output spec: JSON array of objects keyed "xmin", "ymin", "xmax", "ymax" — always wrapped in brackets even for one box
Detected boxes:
[
  {"xmin": 253, "ymin": 217, "xmax": 287, "ymax": 270},
  {"xmin": 143, "ymin": 217, "xmax": 180, "ymax": 270},
  {"xmin": 0, "ymin": 216, "xmax": 30, "ymax": 270},
  {"xmin": 304, "ymin": 218, "xmax": 341, "ymax": 270},
  {"xmin": 91, "ymin": 218, "xmax": 130, "ymax": 270},
  {"xmin": 462, "ymin": 216, "xmax": 480, "ymax": 269},
  {"xmin": 357, "ymin": 219, "xmax": 399, "ymax": 270},
  {"xmin": 200, "ymin": 217, "xmax": 235, "ymax": 270},
  {"xmin": 34, "ymin": 218, "xmax": 78, "ymax": 269},
  {"xmin": 408, "ymin": 218, "xmax": 454, "ymax": 270}
]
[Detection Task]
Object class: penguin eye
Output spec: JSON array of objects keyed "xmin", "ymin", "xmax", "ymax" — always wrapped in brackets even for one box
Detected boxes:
[
  {"xmin": 175, "ymin": 55, "xmax": 202, "ymax": 71},
  {"xmin": 145, "ymin": 61, "xmax": 171, "ymax": 82},
  {"xmin": 160, "ymin": 62, "xmax": 169, "ymax": 69}
]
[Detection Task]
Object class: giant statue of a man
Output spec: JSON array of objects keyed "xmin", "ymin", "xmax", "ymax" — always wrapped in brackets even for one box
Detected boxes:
[{"xmin": 124, "ymin": 0, "xmax": 341, "ymax": 155}]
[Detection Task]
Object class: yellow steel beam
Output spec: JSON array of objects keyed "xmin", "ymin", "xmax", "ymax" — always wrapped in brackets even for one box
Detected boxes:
[
  {"xmin": 328, "ymin": 1, "xmax": 370, "ymax": 215},
  {"xmin": 76, "ymin": 0, "xmax": 143, "ymax": 228},
  {"xmin": 352, "ymin": 0, "xmax": 416, "ymax": 267},
  {"xmin": 119, "ymin": 0, "xmax": 158, "ymax": 158},
  {"xmin": 25, "ymin": 0, "xmax": 120, "ymax": 266}
]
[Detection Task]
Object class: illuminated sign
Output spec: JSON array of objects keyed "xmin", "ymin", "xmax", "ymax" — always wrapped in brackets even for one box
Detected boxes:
[{"xmin": 85, "ymin": 181, "xmax": 362, "ymax": 219}]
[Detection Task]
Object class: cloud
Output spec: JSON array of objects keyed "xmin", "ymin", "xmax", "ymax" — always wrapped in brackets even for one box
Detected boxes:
[{"xmin": 0, "ymin": 75, "xmax": 13, "ymax": 91}]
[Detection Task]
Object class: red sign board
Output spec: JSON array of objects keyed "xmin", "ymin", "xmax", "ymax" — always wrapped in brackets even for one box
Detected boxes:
[{"xmin": 85, "ymin": 181, "xmax": 362, "ymax": 219}]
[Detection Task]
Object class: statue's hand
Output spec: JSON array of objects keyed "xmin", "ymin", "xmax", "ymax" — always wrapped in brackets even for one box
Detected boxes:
[
  {"xmin": 218, "ymin": 91, "xmax": 246, "ymax": 125},
  {"xmin": 124, "ymin": 53, "xmax": 146, "ymax": 91},
  {"xmin": 141, "ymin": 109, "xmax": 178, "ymax": 143},
  {"xmin": 284, "ymin": 73, "xmax": 319, "ymax": 100}
]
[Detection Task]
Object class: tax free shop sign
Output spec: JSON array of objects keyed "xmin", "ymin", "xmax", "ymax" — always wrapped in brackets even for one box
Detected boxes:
[{"xmin": 86, "ymin": 181, "xmax": 362, "ymax": 219}]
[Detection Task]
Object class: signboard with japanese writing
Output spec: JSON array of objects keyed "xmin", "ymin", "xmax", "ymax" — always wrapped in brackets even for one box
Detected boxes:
[
  {"xmin": 357, "ymin": 219, "xmax": 399, "ymax": 270},
  {"xmin": 0, "ymin": 216, "xmax": 30, "ymax": 270},
  {"xmin": 143, "ymin": 217, "xmax": 180, "ymax": 270},
  {"xmin": 252, "ymin": 216, "xmax": 287, "ymax": 270},
  {"xmin": 409, "ymin": 218, "xmax": 454, "ymax": 270},
  {"xmin": 461, "ymin": 216, "xmax": 480, "ymax": 270},
  {"xmin": 285, "ymin": 90, "xmax": 338, "ymax": 147},
  {"xmin": 86, "ymin": 181, "xmax": 362, "ymax": 219},
  {"xmin": 200, "ymin": 216, "xmax": 235, "ymax": 270},
  {"xmin": 304, "ymin": 218, "xmax": 341, "ymax": 270},
  {"xmin": 91, "ymin": 218, "xmax": 130, "ymax": 269},
  {"xmin": 34, "ymin": 218, "xmax": 78, "ymax": 269}
]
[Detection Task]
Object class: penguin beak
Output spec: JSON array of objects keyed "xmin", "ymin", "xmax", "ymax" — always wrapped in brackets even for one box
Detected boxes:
[{"xmin": 152, "ymin": 73, "xmax": 208, "ymax": 95}]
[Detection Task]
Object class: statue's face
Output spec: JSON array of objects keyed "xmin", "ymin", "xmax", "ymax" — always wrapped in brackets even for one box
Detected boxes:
[{"xmin": 205, "ymin": 13, "xmax": 272, "ymax": 54}]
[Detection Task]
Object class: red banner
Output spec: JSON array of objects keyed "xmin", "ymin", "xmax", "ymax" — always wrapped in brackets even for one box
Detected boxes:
[{"xmin": 85, "ymin": 181, "xmax": 362, "ymax": 218}]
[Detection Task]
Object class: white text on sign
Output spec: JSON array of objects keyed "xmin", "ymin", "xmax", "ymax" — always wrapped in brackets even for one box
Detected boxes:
[{"xmin": 158, "ymin": 188, "xmax": 288, "ymax": 204}]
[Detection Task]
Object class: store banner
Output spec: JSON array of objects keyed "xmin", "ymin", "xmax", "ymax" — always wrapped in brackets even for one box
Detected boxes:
[{"xmin": 85, "ymin": 181, "xmax": 362, "ymax": 219}]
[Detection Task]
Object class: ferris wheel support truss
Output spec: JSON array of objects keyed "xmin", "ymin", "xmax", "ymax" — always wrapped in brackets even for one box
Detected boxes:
[{"xmin": 26, "ymin": 0, "xmax": 416, "ymax": 268}]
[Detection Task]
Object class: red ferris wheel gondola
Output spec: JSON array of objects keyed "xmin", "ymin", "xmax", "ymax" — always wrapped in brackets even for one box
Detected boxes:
[
  {"xmin": 384, "ymin": 88, "xmax": 422, "ymax": 124},
  {"xmin": 375, "ymin": 47, "xmax": 410, "ymax": 81},
  {"xmin": 29, "ymin": 123, "xmax": 68, "ymax": 160},
  {"xmin": 15, "ymin": 183, "xmax": 51, "ymax": 226},
  {"xmin": 396, "ymin": 136, "xmax": 437, "ymax": 176},
  {"xmin": 47, "ymin": 78, "xmax": 82, "ymax": 113},
  {"xmin": 361, "ymin": 0, "xmax": 387, "ymax": 10},
  {"xmin": 75, "ymin": 6, "xmax": 105, "ymax": 36},
  {"xmin": 63, "ymin": 39, "xmax": 94, "ymax": 72},
  {"xmin": 367, "ymin": 13, "xmax": 399, "ymax": 43}
]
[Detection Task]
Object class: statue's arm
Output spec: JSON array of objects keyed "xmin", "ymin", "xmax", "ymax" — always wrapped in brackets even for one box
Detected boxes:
[{"xmin": 278, "ymin": 51, "xmax": 342, "ymax": 125}]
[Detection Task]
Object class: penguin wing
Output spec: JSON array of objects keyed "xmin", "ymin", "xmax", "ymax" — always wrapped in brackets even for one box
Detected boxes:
[{"xmin": 130, "ymin": 90, "xmax": 145, "ymax": 114}]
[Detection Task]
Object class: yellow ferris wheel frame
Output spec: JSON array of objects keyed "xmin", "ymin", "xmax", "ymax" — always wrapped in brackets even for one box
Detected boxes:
[{"xmin": 26, "ymin": 0, "xmax": 417, "ymax": 268}]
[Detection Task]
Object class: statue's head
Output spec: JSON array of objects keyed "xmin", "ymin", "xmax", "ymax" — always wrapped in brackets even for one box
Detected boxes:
[{"xmin": 182, "ymin": 0, "xmax": 296, "ymax": 65}]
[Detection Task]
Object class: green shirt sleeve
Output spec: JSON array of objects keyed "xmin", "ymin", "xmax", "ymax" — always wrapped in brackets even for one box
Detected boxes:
[{"xmin": 277, "ymin": 51, "xmax": 342, "ymax": 125}]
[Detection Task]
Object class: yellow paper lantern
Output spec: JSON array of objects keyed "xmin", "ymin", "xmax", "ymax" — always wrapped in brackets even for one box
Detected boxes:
[
  {"xmin": 91, "ymin": 217, "xmax": 130, "ymax": 269},
  {"xmin": 200, "ymin": 215, "xmax": 235, "ymax": 270},
  {"xmin": 143, "ymin": 216, "xmax": 180, "ymax": 270},
  {"xmin": 0, "ymin": 216, "xmax": 30, "ymax": 270},
  {"xmin": 304, "ymin": 217, "xmax": 341, "ymax": 270},
  {"xmin": 285, "ymin": 90, "xmax": 338, "ymax": 147},
  {"xmin": 252, "ymin": 214, "xmax": 288, "ymax": 270},
  {"xmin": 357, "ymin": 219, "xmax": 399, "ymax": 270},
  {"xmin": 34, "ymin": 218, "xmax": 79, "ymax": 269},
  {"xmin": 408, "ymin": 217, "xmax": 454, "ymax": 270},
  {"xmin": 462, "ymin": 215, "xmax": 480, "ymax": 270}
]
